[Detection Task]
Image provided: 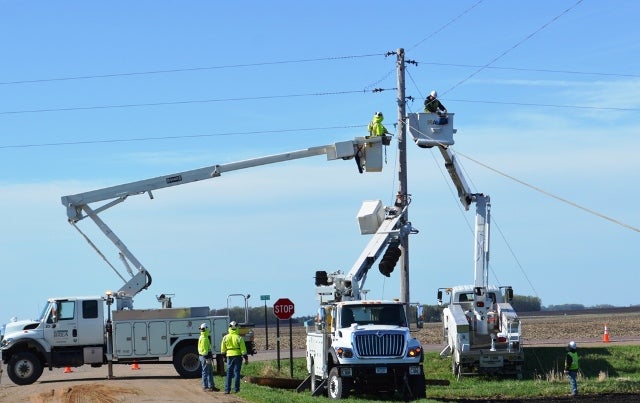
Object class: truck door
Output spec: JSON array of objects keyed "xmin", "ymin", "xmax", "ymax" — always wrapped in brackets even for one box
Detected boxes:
[
  {"xmin": 133, "ymin": 322, "xmax": 148, "ymax": 355},
  {"xmin": 77, "ymin": 299, "xmax": 105, "ymax": 345},
  {"xmin": 148, "ymin": 322, "xmax": 168, "ymax": 355},
  {"xmin": 45, "ymin": 300, "xmax": 80, "ymax": 347}
]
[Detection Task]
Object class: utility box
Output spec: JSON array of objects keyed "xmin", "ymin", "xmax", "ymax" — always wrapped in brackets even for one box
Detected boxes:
[{"xmin": 357, "ymin": 200, "xmax": 385, "ymax": 235}]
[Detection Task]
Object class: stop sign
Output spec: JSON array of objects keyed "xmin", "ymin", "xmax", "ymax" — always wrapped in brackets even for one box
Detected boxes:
[{"xmin": 273, "ymin": 298, "xmax": 295, "ymax": 320}]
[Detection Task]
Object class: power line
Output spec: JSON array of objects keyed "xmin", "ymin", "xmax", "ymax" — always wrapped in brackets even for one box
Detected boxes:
[
  {"xmin": 2, "ymin": 91, "xmax": 634, "ymax": 117},
  {"xmin": 408, "ymin": 0, "xmax": 485, "ymax": 52},
  {"xmin": 0, "ymin": 124, "xmax": 364, "ymax": 150},
  {"xmin": 445, "ymin": 98, "xmax": 640, "ymax": 112},
  {"xmin": 0, "ymin": 88, "xmax": 394, "ymax": 116},
  {"xmin": 457, "ymin": 150, "xmax": 640, "ymax": 233},
  {"xmin": 418, "ymin": 62, "xmax": 640, "ymax": 79},
  {"xmin": 443, "ymin": 0, "xmax": 585, "ymax": 97},
  {"xmin": 0, "ymin": 54, "xmax": 383, "ymax": 86}
]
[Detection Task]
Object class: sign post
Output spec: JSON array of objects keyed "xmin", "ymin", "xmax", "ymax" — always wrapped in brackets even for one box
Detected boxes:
[
  {"xmin": 273, "ymin": 298, "xmax": 295, "ymax": 377},
  {"xmin": 260, "ymin": 295, "xmax": 270, "ymax": 350}
]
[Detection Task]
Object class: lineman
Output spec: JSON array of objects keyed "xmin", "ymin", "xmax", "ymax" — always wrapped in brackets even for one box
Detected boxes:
[
  {"xmin": 221, "ymin": 321, "xmax": 248, "ymax": 394},
  {"xmin": 564, "ymin": 341, "xmax": 580, "ymax": 396},
  {"xmin": 367, "ymin": 111, "xmax": 390, "ymax": 137},
  {"xmin": 198, "ymin": 323, "xmax": 220, "ymax": 392}
]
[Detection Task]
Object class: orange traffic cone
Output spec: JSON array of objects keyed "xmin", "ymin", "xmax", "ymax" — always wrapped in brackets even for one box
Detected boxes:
[
  {"xmin": 131, "ymin": 361, "xmax": 140, "ymax": 370},
  {"xmin": 603, "ymin": 324, "xmax": 611, "ymax": 343},
  {"xmin": 63, "ymin": 366, "xmax": 73, "ymax": 373}
]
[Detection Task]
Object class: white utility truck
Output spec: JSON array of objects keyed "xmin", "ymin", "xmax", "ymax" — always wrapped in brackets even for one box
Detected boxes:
[
  {"xmin": 302, "ymin": 200, "xmax": 426, "ymax": 400},
  {"xmin": 1, "ymin": 137, "xmax": 387, "ymax": 385},
  {"xmin": 409, "ymin": 112, "xmax": 524, "ymax": 380}
]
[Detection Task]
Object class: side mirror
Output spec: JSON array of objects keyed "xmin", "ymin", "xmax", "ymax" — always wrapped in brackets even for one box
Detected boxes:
[
  {"xmin": 506, "ymin": 287, "xmax": 514, "ymax": 302},
  {"xmin": 416, "ymin": 305, "xmax": 424, "ymax": 329}
]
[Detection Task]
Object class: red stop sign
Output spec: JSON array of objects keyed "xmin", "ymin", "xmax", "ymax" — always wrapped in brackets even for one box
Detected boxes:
[{"xmin": 273, "ymin": 298, "xmax": 295, "ymax": 320}]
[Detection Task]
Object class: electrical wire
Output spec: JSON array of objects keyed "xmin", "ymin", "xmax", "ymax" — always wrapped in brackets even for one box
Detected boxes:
[
  {"xmin": 0, "ymin": 124, "xmax": 365, "ymax": 149},
  {"xmin": 0, "ymin": 89, "xmax": 392, "ymax": 116},
  {"xmin": 442, "ymin": 0, "xmax": 585, "ymax": 97},
  {"xmin": 457, "ymin": 150, "xmax": 640, "ymax": 233},
  {"xmin": 0, "ymin": 54, "xmax": 384, "ymax": 86}
]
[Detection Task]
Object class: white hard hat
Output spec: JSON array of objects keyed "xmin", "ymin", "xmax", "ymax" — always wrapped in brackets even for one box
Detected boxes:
[
  {"xmin": 429, "ymin": 90, "xmax": 437, "ymax": 98},
  {"xmin": 199, "ymin": 323, "xmax": 208, "ymax": 330},
  {"xmin": 229, "ymin": 321, "xmax": 238, "ymax": 330},
  {"xmin": 568, "ymin": 341, "xmax": 577, "ymax": 349},
  {"xmin": 374, "ymin": 111, "xmax": 383, "ymax": 118}
]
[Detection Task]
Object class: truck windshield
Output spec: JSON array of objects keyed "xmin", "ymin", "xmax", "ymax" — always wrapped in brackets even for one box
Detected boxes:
[
  {"xmin": 343, "ymin": 305, "xmax": 407, "ymax": 327},
  {"xmin": 38, "ymin": 302, "xmax": 52, "ymax": 322}
]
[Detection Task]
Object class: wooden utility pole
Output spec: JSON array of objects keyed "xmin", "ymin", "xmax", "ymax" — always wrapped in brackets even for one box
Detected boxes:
[{"xmin": 396, "ymin": 48, "xmax": 410, "ymax": 307}]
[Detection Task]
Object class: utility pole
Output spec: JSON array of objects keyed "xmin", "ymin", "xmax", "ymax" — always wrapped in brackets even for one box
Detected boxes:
[{"xmin": 396, "ymin": 48, "xmax": 410, "ymax": 307}]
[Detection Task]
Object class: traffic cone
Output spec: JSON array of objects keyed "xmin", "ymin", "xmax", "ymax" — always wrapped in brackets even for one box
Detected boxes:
[
  {"xmin": 63, "ymin": 366, "xmax": 73, "ymax": 373},
  {"xmin": 603, "ymin": 324, "xmax": 611, "ymax": 343},
  {"xmin": 131, "ymin": 361, "xmax": 140, "ymax": 370}
]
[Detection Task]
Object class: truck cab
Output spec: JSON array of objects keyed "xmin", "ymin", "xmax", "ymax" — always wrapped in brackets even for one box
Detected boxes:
[
  {"xmin": 306, "ymin": 300, "xmax": 424, "ymax": 399},
  {"xmin": 1, "ymin": 296, "xmax": 107, "ymax": 385}
]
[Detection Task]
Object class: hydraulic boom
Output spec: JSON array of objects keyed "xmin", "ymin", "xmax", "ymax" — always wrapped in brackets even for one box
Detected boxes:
[{"xmin": 61, "ymin": 137, "xmax": 387, "ymax": 310}]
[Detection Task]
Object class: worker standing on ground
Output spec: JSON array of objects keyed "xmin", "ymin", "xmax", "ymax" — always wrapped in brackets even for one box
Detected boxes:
[
  {"xmin": 367, "ymin": 111, "xmax": 390, "ymax": 137},
  {"xmin": 198, "ymin": 323, "xmax": 220, "ymax": 392},
  {"xmin": 221, "ymin": 321, "xmax": 248, "ymax": 394},
  {"xmin": 564, "ymin": 341, "xmax": 580, "ymax": 396}
]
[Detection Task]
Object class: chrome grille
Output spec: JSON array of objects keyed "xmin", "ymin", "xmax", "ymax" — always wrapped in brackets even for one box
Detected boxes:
[{"xmin": 355, "ymin": 332, "xmax": 405, "ymax": 357}]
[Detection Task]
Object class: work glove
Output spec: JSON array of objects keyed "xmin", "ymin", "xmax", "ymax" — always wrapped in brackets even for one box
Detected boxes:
[{"xmin": 243, "ymin": 355, "xmax": 249, "ymax": 364}]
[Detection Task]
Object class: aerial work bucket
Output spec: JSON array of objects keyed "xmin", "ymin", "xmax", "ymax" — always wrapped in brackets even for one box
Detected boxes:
[{"xmin": 407, "ymin": 112, "xmax": 456, "ymax": 148}]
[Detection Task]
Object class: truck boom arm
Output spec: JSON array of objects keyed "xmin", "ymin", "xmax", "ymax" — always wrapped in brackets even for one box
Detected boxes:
[{"xmin": 62, "ymin": 137, "xmax": 385, "ymax": 309}]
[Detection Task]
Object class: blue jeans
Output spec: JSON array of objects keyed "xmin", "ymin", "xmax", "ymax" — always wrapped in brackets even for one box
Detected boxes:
[
  {"xmin": 567, "ymin": 370, "xmax": 578, "ymax": 395},
  {"xmin": 199, "ymin": 355, "xmax": 214, "ymax": 389},
  {"xmin": 225, "ymin": 356, "xmax": 243, "ymax": 392}
]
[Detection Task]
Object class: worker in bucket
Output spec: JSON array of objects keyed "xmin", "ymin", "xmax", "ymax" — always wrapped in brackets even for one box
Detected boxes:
[
  {"xmin": 564, "ymin": 341, "xmax": 580, "ymax": 396},
  {"xmin": 367, "ymin": 111, "xmax": 390, "ymax": 137},
  {"xmin": 221, "ymin": 321, "xmax": 248, "ymax": 394},
  {"xmin": 198, "ymin": 323, "xmax": 220, "ymax": 392},
  {"xmin": 424, "ymin": 90, "xmax": 448, "ymax": 124}
]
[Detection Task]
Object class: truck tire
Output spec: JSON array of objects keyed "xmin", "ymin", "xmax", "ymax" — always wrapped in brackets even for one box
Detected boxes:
[
  {"xmin": 327, "ymin": 367, "xmax": 348, "ymax": 400},
  {"xmin": 172, "ymin": 345, "xmax": 200, "ymax": 378},
  {"xmin": 7, "ymin": 351, "xmax": 44, "ymax": 385},
  {"xmin": 409, "ymin": 375, "xmax": 426, "ymax": 399}
]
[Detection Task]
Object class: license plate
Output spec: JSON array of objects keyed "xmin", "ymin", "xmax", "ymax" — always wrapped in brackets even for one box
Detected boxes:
[
  {"xmin": 480, "ymin": 356, "xmax": 503, "ymax": 367},
  {"xmin": 375, "ymin": 367, "xmax": 387, "ymax": 374}
]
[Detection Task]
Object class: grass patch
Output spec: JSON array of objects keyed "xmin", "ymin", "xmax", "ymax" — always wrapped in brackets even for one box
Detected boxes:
[{"xmin": 233, "ymin": 345, "xmax": 640, "ymax": 402}]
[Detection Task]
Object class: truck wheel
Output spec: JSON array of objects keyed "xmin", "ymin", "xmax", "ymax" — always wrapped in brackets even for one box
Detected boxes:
[
  {"xmin": 327, "ymin": 367, "xmax": 348, "ymax": 399},
  {"xmin": 7, "ymin": 351, "xmax": 44, "ymax": 385},
  {"xmin": 409, "ymin": 375, "xmax": 426, "ymax": 399},
  {"xmin": 172, "ymin": 345, "xmax": 200, "ymax": 378}
]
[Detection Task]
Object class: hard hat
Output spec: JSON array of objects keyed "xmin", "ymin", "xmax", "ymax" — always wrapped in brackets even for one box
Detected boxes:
[
  {"xmin": 229, "ymin": 321, "xmax": 238, "ymax": 330},
  {"xmin": 374, "ymin": 111, "xmax": 383, "ymax": 118},
  {"xmin": 199, "ymin": 323, "xmax": 208, "ymax": 330},
  {"xmin": 568, "ymin": 341, "xmax": 577, "ymax": 350},
  {"xmin": 429, "ymin": 90, "xmax": 437, "ymax": 98}
]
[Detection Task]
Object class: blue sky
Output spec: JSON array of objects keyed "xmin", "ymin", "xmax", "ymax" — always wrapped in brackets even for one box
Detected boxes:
[{"xmin": 2, "ymin": 1, "xmax": 639, "ymax": 323}]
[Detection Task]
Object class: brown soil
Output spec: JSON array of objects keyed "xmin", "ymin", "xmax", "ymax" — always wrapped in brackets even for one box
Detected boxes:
[{"xmin": 1, "ymin": 310, "xmax": 638, "ymax": 402}]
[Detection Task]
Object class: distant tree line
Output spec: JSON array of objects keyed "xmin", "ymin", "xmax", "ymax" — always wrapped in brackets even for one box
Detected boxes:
[{"xmin": 213, "ymin": 297, "xmax": 630, "ymax": 325}]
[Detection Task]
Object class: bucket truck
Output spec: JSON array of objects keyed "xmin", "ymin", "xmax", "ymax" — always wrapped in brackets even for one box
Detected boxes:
[
  {"xmin": 302, "ymin": 200, "xmax": 426, "ymax": 400},
  {"xmin": 1, "ymin": 136, "xmax": 387, "ymax": 385},
  {"xmin": 408, "ymin": 112, "xmax": 524, "ymax": 379}
]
